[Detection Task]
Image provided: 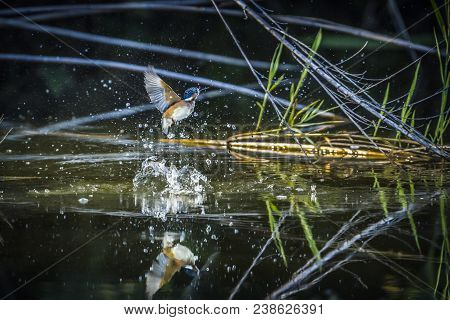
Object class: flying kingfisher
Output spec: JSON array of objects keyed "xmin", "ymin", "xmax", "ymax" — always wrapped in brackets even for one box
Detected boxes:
[{"xmin": 144, "ymin": 66, "xmax": 204, "ymax": 135}]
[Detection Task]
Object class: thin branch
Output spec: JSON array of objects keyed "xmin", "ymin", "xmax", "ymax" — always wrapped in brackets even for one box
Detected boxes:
[
  {"xmin": 233, "ymin": 0, "xmax": 449, "ymax": 159},
  {"xmin": 269, "ymin": 205, "xmax": 417, "ymax": 299},
  {"xmin": 0, "ymin": 17, "xmax": 297, "ymax": 71},
  {"xmin": 0, "ymin": 2, "xmax": 437, "ymax": 55},
  {"xmin": 387, "ymin": 0, "xmax": 418, "ymax": 60},
  {"xmin": 229, "ymin": 213, "xmax": 287, "ymax": 299},
  {"xmin": 6, "ymin": 103, "xmax": 156, "ymax": 139},
  {"xmin": 0, "ymin": 128, "xmax": 12, "ymax": 144},
  {"xmin": 0, "ymin": 53, "xmax": 335, "ymax": 116},
  {"xmin": 0, "ymin": 53, "xmax": 336, "ymax": 139},
  {"xmin": 212, "ymin": 0, "xmax": 326, "ymax": 164},
  {"xmin": 279, "ymin": 14, "xmax": 436, "ymax": 55},
  {"xmin": 0, "ymin": 1, "xmax": 210, "ymax": 16}
]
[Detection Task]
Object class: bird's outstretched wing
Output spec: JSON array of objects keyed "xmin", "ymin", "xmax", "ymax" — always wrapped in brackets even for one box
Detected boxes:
[{"xmin": 144, "ymin": 66, "xmax": 181, "ymax": 113}]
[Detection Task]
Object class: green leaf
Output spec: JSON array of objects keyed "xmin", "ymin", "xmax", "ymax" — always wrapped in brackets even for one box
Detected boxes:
[
  {"xmin": 266, "ymin": 200, "xmax": 287, "ymax": 266},
  {"xmin": 295, "ymin": 204, "xmax": 321, "ymax": 262},
  {"xmin": 373, "ymin": 83, "xmax": 390, "ymax": 137},
  {"xmin": 270, "ymin": 74, "xmax": 285, "ymax": 91},
  {"xmin": 397, "ymin": 62, "xmax": 420, "ymax": 139},
  {"xmin": 431, "ymin": 0, "xmax": 447, "ymax": 39}
]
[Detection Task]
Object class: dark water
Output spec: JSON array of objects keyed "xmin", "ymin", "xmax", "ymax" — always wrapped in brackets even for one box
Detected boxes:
[
  {"xmin": 0, "ymin": 0, "xmax": 449, "ymax": 300},
  {"xmin": 0, "ymin": 123, "xmax": 448, "ymax": 299}
]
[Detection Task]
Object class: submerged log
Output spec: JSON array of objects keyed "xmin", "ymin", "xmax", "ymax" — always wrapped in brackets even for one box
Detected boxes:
[{"xmin": 161, "ymin": 131, "xmax": 448, "ymax": 163}]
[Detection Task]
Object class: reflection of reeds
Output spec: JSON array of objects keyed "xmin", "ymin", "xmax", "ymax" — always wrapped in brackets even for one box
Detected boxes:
[
  {"xmin": 228, "ymin": 205, "xmax": 288, "ymax": 299},
  {"xmin": 266, "ymin": 200, "xmax": 287, "ymax": 266},
  {"xmin": 0, "ymin": 210, "xmax": 13, "ymax": 246},
  {"xmin": 434, "ymin": 172, "xmax": 449, "ymax": 299},
  {"xmin": 435, "ymin": 190, "xmax": 449, "ymax": 299},
  {"xmin": 269, "ymin": 202, "xmax": 427, "ymax": 299},
  {"xmin": 294, "ymin": 203, "xmax": 321, "ymax": 262},
  {"xmin": 372, "ymin": 170, "xmax": 389, "ymax": 216},
  {"xmin": 396, "ymin": 180, "xmax": 421, "ymax": 253}
]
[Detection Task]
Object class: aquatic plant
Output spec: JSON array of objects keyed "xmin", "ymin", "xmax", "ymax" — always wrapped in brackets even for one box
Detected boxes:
[
  {"xmin": 228, "ymin": 203, "xmax": 288, "ymax": 299},
  {"xmin": 294, "ymin": 203, "xmax": 321, "ymax": 262},
  {"xmin": 1, "ymin": 0, "xmax": 449, "ymax": 303},
  {"xmin": 434, "ymin": 172, "xmax": 449, "ymax": 299},
  {"xmin": 430, "ymin": 0, "xmax": 450, "ymax": 145},
  {"xmin": 265, "ymin": 200, "xmax": 287, "ymax": 266},
  {"xmin": 281, "ymin": 30, "xmax": 322, "ymax": 128},
  {"xmin": 371, "ymin": 170, "xmax": 389, "ymax": 216},
  {"xmin": 227, "ymin": 0, "xmax": 448, "ymax": 158},
  {"xmin": 255, "ymin": 43, "xmax": 285, "ymax": 131},
  {"xmin": 396, "ymin": 63, "xmax": 420, "ymax": 141},
  {"xmin": 268, "ymin": 201, "xmax": 431, "ymax": 299},
  {"xmin": 253, "ymin": 29, "xmax": 336, "ymax": 133},
  {"xmin": 372, "ymin": 83, "xmax": 390, "ymax": 137},
  {"xmin": 396, "ymin": 180, "xmax": 421, "ymax": 253}
]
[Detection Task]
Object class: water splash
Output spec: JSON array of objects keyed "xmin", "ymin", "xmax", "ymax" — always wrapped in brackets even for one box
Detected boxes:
[{"xmin": 133, "ymin": 158, "xmax": 208, "ymax": 219}]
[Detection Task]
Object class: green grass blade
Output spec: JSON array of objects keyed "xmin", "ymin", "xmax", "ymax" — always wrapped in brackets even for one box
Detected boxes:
[
  {"xmin": 284, "ymin": 29, "xmax": 323, "ymax": 127},
  {"xmin": 266, "ymin": 200, "xmax": 288, "ymax": 266},
  {"xmin": 396, "ymin": 181, "xmax": 421, "ymax": 253},
  {"xmin": 372, "ymin": 170, "xmax": 388, "ymax": 216},
  {"xmin": 295, "ymin": 204, "xmax": 321, "ymax": 261},
  {"xmin": 431, "ymin": 0, "xmax": 447, "ymax": 41},
  {"xmin": 373, "ymin": 83, "xmax": 390, "ymax": 137},
  {"xmin": 397, "ymin": 62, "xmax": 420, "ymax": 140}
]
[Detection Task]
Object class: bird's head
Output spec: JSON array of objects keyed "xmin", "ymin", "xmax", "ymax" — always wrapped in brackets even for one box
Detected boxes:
[
  {"xmin": 184, "ymin": 87, "xmax": 208, "ymax": 101},
  {"xmin": 183, "ymin": 87, "xmax": 200, "ymax": 101}
]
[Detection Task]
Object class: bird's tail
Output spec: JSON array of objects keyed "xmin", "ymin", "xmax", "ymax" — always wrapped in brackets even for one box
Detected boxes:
[{"xmin": 161, "ymin": 117, "xmax": 173, "ymax": 135}]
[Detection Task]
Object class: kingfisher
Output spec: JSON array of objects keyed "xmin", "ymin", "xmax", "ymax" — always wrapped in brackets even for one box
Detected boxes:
[{"xmin": 144, "ymin": 66, "xmax": 205, "ymax": 135}]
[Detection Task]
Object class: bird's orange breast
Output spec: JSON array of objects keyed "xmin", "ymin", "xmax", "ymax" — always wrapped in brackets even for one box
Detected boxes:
[{"xmin": 162, "ymin": 100, "xmax": 190, "ymax": 118}]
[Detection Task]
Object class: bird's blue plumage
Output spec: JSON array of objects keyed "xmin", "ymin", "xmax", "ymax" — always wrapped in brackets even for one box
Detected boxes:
[{"xmin": 183, "ymin": 87, "xmax": 200, "ymax": 100}]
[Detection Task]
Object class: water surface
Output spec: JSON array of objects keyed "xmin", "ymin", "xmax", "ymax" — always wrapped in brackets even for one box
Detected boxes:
[{"xmin": 0, "ymin": 123, "xmax": 448, "ymax": 299}]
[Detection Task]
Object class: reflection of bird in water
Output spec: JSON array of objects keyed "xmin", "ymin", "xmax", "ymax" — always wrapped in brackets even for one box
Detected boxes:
[
  {"xmin": 144, "ymin": 66, "xmax": 206, "ymax": 135},
  {"xmin": 145, "ymin": 232, "xmax": 198, "ymax": 299},
  {"xmin": 181, "ymin": 252, "xmax": 219, "ymax": 299}
]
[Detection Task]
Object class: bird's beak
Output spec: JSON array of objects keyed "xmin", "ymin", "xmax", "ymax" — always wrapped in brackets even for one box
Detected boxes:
[
  {"xmin": 199, "ymin": 87, "xmax": 209, "ymax": 92},
  {"xmin": 194, "ymin": 265, "xmax": 200, "ymax": 275}
]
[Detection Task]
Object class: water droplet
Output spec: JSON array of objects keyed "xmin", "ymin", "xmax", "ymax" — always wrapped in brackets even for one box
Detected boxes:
[{"xmin": 78, "ymin": 198, "xmax": 89, "ymax": 204}]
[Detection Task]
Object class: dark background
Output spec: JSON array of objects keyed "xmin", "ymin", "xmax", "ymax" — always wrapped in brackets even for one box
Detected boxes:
[{"xmin": 0, "ymin": 0, "xmax": 444, "ymax": 133}]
